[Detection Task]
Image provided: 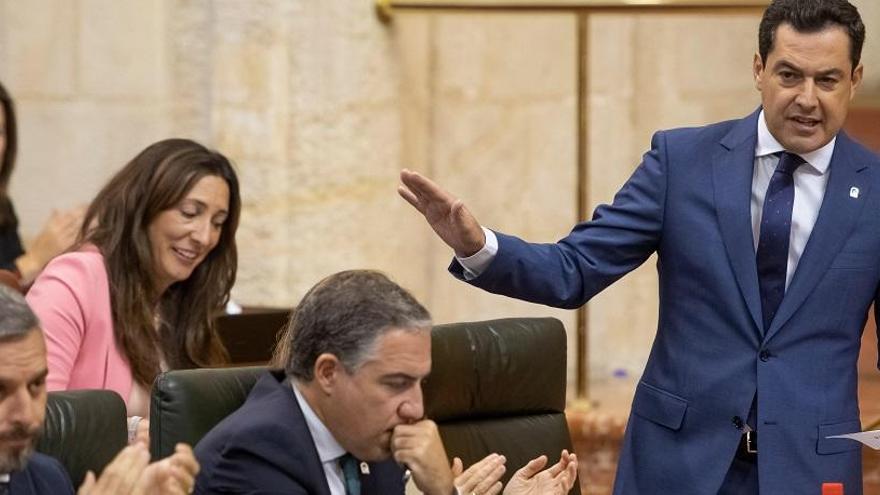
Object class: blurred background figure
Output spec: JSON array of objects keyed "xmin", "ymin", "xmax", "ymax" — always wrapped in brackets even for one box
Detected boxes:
[{"xmin": 0, "ymin": 80, "xmax": 84, "ymax": 290}]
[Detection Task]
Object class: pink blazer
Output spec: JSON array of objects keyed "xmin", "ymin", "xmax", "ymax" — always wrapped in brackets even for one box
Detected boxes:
[{"xmin": 26, "ymin": 247, "xmax": 133, "ymax": 406}]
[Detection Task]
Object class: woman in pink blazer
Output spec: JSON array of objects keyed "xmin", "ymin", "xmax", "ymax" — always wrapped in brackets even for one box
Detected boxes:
[{"xmin": 27, "ymin": 138, "xmax": 241, "ymax": 441}]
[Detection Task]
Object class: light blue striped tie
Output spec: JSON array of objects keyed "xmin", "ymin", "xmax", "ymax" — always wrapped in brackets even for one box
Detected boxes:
[{"xmin": 339, "ymin": 454, "xmax": 361, "ymax": 495}]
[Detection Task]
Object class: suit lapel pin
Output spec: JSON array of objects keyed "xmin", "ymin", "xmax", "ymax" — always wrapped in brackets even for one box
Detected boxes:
[
  {"xmin": 360, "ymin": 461, "xmax": 370, "ymax": 475},
  {"xmin": 850, "ymin": 187, "xmax": 860, "ymax": 199}
]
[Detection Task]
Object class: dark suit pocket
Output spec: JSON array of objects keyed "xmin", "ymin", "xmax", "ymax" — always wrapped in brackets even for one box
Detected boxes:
[
  {"xmin": 817, "ymin": 420, "xmax": 863, "ymax": 454},
  {"xmin": 632, "ymin": 381, "xmax": 688, "ymax": 431},
  {"xmin": 830, "ymin": 251, "xmax": 875, "ymax": 270}
]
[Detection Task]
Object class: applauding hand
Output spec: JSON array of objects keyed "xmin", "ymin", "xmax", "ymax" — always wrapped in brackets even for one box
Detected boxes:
[{"xmin": 503, "ymin": 450, "xmax": 578, "ymax": 495}]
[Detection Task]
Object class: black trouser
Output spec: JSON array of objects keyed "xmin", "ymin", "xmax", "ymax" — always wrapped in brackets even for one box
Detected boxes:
[{"xmin": 717, "ymin": 445, "xmax": 758, "ymax": 495}]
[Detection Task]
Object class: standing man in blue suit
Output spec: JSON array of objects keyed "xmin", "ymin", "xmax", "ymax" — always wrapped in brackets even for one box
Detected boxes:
[
  {"xmin": 400, "ymin": 0, "xmax": 875, "ymax": 493},
  {"xmin": 194, "ymin": 270, "xmax": 578, "ymax": 495}
]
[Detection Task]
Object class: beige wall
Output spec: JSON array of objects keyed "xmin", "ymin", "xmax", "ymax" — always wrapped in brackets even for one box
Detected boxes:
[
  {"xmin": 854, "ymin": 0, "xmax": 880, "ymax": 102},
  {"xmin": 585, "ymin": 11, "xmax": 763, "ymax": 382},
  {"xmin": 396, "ymin": 11, "xmax": 581, "ymax": 387},
  {"xmin": 0, "ymin": 0, "xmax": 172, "ymax": 224},
  {"xmin": 0, "ymin": 0, "xmax": 876, "ymax": 398}
]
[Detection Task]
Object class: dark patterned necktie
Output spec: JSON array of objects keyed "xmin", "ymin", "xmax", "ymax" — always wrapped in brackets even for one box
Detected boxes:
[
  {"xmin": 0, "ymin": 479, "xmax": 9, "ymax": 495},
  {"xmin": 756, "ymin": 151, "xmax": 806, "ymax": 331},
  {"xmin": 339, "ymin": 454, "xmax": 361, "ymax": 495}
]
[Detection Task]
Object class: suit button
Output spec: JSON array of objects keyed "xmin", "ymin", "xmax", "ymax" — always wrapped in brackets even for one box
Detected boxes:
[
  {"xmin": 732, "ymin": 416, "xmax": 744, "ymax": 429},
  {"xmin": 759, "ymin": 350, "xmax": 771, "ymax": 362}
]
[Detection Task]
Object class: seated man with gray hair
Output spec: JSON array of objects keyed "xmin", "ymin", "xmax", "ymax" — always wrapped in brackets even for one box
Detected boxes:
[
  {"xmin": 0, "ymin": 285, "xmax": 199, "ymax": 495},
  {"xmin": 194, "ymin": 270, "xmax": 577, "ymax": 495}
]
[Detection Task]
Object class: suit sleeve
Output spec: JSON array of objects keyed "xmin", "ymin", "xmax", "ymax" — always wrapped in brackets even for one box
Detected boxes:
[
  {"xmin": 26, "ymin": 255, "xmax": 95, "ymax": 391},
  {"xmin": 452, "ymin": 130, "xmax": 670, "ymax": 309}
]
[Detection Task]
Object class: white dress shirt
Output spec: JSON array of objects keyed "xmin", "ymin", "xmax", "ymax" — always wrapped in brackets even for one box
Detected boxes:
[
  {"xmin": 292, "ymin": 382, "xmax": 347, "ymax": 495},
  {"xmin": 751, "ymin": 110, "xmax": 833, "ymax": 288},
  {"xmin": 459, "ymin": 110, "xmax": 835, "ymax": 289}
]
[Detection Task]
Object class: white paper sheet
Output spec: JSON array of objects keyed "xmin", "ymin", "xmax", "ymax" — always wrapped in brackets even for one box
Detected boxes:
[{"xmin": 826, "ymin": 429, "xmax": 880, "ymax": 449}]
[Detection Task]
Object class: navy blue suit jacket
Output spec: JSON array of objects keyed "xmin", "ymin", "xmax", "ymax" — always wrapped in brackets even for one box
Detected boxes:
[
  {"xmin": 453, "ymin": 110, "xmax": 880, "ymax": 494},
  {"xmin": 194, "ymin": 370, "xmax": 407, "ymax": 494},
  {"xmin": 8, "ymin": 453, "xmax": 74, "ymax": 495}
]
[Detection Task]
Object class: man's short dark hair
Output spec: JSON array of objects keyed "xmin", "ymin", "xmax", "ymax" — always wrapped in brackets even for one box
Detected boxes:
[
  {"xmin": 0, "ymin": 285, "xmax": 40, "ymax": 341},
  {"xmin": 278, "ymin": 270, "xmax": 431, "ymax": 381},
  {"xmin": 759, "ymin": 0, "xmax": 865, "ymax": 72}
]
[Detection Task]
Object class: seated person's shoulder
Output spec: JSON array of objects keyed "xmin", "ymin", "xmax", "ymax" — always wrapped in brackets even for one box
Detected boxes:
[
  {"xmin": 659, "ymin": 117, "xmax": 739, "ymax": 149},
  {"xmin": 13, "ymin": 452, "xmax": 75, "ymax": 494},
  {"xmin": 43, "ymin": 247, "xmax": 105, "ymax": 275},
  {"xmin": 195, "ymin": 372, "xmax": 321, "ymax": 492},
  {"xmin": 198, "ymin": 372, "xmax": 297, "ymax": 449},
  {"xmin": 28, "ymin": 247, "xmax": 108, "ymax": 298}
]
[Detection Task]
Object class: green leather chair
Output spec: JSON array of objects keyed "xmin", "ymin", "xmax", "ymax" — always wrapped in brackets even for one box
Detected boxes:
[
  {"xmin": 38, "ymin": 390, "xmax": 128, "ymax": 487},
  {"xmin": 149, "ymin": 365, "xmax": 265, "ymax": 460},
  {"xmin": 150, "ymin": 317, "xmax": 579, "ymax": 493},
  {"xmin": 423, "ymin": 317, "xmax": 577, "ymax": 493}
]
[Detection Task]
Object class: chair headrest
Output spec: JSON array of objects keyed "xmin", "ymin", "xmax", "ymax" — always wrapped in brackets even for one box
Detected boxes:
[
  {"xmin": 150, "ymin": 366, "xmax": 265, "ymax": 459},
  {"xmin": 39, "ymin": 389, "xmax": 128, "ymax": 487},
  {"xmin": 425, "ymin": 317, "xmax": 567, "ymax": 420}
]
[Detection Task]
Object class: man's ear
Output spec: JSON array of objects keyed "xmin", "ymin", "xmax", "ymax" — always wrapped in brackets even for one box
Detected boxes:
[
  {"xmin": 313, "ymin": 353, "xmax": 342, "ymax": 395},
  {"xmin": 850, "ymin": 63, "xmax": 864, "ymax": 100},
  {"xmin": 753, "ymin": 52, "xmax": 765, "ymax": 91}
]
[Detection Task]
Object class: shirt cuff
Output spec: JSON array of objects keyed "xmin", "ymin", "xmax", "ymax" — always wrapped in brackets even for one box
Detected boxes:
[
  {"xmin": 456, "ymin": 227, "xmax": 498, "ymax": 280},
  {"xmin": 127, "ymin": 416, "xmax": 143, "ymax": 444}
]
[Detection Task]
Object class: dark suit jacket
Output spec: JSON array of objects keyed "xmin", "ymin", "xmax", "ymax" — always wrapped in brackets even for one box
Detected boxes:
[
  {"xmin": 194, "ymin": 370, "xmax": 407, "ymax": 494},
  {"xmin": 8, "ymin": 452, "xmax": 75, "ymax": 495},
  {"xmin": 452, "ymin": 109, "xmax": 880, "ymax": 494}
]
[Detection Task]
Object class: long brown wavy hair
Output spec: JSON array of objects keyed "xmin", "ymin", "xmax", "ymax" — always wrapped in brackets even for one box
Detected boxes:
[
  {"xmin": 0, "ymin": 81, "xmax": 19, "ymax": 229},
  {"xmin": 79, "ymin": 138, "xmax": 240, "ymax": 386}
]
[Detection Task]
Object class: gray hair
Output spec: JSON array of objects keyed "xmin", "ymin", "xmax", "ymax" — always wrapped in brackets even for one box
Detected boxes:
[
  {"xmin": 274, "ymin": 270, "xmax": 431, "ymax": 380},
  {"xmin": 0, "ymin": 285, "xmax": 40, "ymax": 340}
]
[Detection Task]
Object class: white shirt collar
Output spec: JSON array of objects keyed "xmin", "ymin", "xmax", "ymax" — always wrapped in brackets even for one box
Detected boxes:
[
  {"xmin": 0, "ymin": 473, "xmax": 8, "ymax": 482},
  {"xmin": 755, "ymin": 109, "xmax": 835, "ymax": 175},
  {"xmin": 292, "ymin": 381, "xmax": 347, "ymax": 463}
]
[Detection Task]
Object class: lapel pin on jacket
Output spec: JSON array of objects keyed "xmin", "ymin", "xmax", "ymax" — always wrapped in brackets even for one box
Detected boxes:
[
  {"xmin": 360, "ymin": 461, "xmax": 370, "ymax": 475},
  {"xmin": 850, "ymin": 187, "xmax": 860, "ymax": 199}
]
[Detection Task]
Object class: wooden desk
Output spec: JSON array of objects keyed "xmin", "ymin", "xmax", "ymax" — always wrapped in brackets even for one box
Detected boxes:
[{"xmin": 215, "ymin": 307, "xmax": 290, "ymax": 365}]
